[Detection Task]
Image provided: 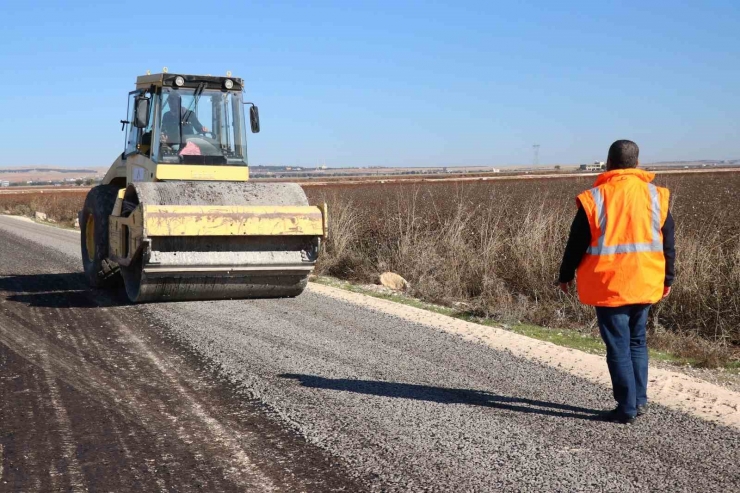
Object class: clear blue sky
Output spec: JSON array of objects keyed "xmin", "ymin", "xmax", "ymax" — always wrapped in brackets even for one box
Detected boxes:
[{"xmin": 1, "ymin": 0, "xmax": 738, "ymax": 168}]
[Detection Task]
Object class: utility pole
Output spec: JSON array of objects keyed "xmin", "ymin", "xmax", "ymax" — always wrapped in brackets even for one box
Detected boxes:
[{"xmin": 532, "ymin": 144, "xmax": 540, "ymax": 166}]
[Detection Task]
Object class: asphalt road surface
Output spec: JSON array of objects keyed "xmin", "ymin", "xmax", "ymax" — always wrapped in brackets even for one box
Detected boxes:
[{"xmin": 0, "ymin": 216, "xmax": 738, "ymax": 492}]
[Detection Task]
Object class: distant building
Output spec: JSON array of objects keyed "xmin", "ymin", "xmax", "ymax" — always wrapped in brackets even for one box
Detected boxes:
[
  {"xmin": 579, "ymin": 162, "xmax": 606, "ymax": 172},
  {"xmin": 1, "ymin": 181, "xmax": 9, "ymax": 187}
]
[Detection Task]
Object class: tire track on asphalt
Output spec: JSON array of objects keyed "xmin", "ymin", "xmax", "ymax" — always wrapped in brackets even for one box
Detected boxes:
[
  {"xmin": 0, "ymin": 310, "xmax": 272, "ymax": 492},
  {"xmin": 19, "ymin": 299, "xmax": 79, "ymax": 492},
  {"xmin": 106, "ymin": 311, "xmax": 279, "ymax": 493},
  {"xmin": 39, "ymin": 349, "xmax": 87, "ymax": 493},
  {"xmin": 49, "ymin": 298, "xmax": 150, "ymax": 491},
  {"xmin": 67, "ymin": 325, "xmax": 181, "ymax": 492},
  {"xmin": 107, "ymin": 415, "xmax": 167, "ymax": 493},
  {"xmin": 27, "ymin": 369, "xmax": 47, "ymax": 492},
  {"xmin": 46, "ymin": 295, "xmax": 200, "ymax": 491},
  {"xmin": 16, "ymin": 301, "xmax": 66, "ymax": 493}
]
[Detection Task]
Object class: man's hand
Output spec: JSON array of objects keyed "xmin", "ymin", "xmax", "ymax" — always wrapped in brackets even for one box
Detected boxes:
[
  {"xmin": 662, "ymin": 286, "xmax": 671, "ymax": 299},
  {"xmin": 556, "ymin": 280, "xmax": 572, "ymax": 294},
  {"xmin": 202, "ymin": 126, "xmax": 209, "ymax": 133}
]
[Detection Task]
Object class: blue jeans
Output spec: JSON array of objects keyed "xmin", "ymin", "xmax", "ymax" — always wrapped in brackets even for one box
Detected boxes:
[{"xmin": 595, "ymin": 304, "xmax": 651, "ymax": 417}]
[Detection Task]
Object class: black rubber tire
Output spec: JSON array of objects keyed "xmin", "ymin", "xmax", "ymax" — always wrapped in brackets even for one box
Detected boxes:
[
  {"xmin": 80, "ymin": 185, "xmax": 121, "ymax": 288},
  {"xmin": 286, "ymin": 276, "xmax": 309, "ymax": 298}
]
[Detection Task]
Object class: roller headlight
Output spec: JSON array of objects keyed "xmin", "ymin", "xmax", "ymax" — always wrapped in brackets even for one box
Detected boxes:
[
  {"xmin": 224, "ymin": 78, "xmax": 234, "ymax": 89},
  {"xmin": 174, "ymin": 76, "xmax": 185, "ymax": 87}
]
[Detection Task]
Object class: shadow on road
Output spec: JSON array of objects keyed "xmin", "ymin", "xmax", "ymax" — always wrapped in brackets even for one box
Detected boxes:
[
  {"xmin": 280, "ymin": 374, "xmax": 603, "ymax": 421},
  {"xmin": 0, "ymin": 272, "xmax": 128, "ymax": 308}
]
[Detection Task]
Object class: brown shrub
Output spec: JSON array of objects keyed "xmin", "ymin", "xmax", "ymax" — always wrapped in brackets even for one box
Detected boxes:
[
  {"xmin": 307, "ymin": 175, "xmax": 740, "ymax": 361},
  {"xmin": 312, "ymin": 191, "xmax": 374, "ymax": 280},
  {"xmin": 0, "ymin": 192, "xmax": 85, "ymax": 225}
]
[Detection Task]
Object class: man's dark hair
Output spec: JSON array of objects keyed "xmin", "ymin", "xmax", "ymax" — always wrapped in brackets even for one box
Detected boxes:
[{"xmin": 607, "ymin": 140, "xmax": 639, "ymax": 169}]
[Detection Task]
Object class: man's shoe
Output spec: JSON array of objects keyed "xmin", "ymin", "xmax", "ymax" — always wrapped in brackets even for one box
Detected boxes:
[
  {"xmin": 601, "ymin": 407, "xmax": 636, "ymax": 425},
  {"xmin": 636, "ymin": 404, "xmax": 649, "ymax": 417}
]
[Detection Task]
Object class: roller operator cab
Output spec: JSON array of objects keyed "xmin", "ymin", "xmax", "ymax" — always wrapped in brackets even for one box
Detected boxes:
[{"xmin": 80, "ymin": 73, "xmax": 327, "ymax": 303}]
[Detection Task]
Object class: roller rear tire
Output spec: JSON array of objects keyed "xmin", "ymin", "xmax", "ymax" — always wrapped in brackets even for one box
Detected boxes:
[{"xmin": 80, "ymin": 185, "xmax": 121, "ymax": 288}]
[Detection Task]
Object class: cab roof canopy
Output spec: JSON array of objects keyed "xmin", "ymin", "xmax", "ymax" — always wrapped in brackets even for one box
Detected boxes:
[{"xmin": 135, "ymin": 73, "xmax": 244, "ymax": 91}]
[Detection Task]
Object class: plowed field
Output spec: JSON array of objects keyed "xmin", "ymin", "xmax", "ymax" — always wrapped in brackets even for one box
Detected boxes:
[{"xmin": 303, "ymin": 171, "xmax": 740, "ymax": 237}]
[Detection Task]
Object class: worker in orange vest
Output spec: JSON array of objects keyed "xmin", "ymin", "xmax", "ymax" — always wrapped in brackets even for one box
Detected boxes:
[{"xmin": 558, "ymin": 140, "xmax": 675, "ymax": 424}]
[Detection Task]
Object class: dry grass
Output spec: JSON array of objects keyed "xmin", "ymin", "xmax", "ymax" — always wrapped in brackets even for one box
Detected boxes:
[
  {"xmin": 312, "ymin": 186, "xmax": 740, "ymax": 367},
  {"xmin": 0, "ymin": 192, "xmax": 85, "ymax": 226}
]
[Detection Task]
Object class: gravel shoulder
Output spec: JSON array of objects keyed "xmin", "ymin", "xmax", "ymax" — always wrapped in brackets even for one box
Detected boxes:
[
  {"xmin": 0, "ymin": 215, "xmax": 738, "ymax": 492},
  {"xmin": 307, "ymin": 281, "xmax": 740, "ymax": 430},
  {"xmin": 144, "ymin": 291, "xmax": 740, "ymax": 492}
]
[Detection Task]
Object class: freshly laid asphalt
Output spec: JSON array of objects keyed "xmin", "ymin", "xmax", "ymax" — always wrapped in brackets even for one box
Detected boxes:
[{"xmin": 0, "ymin": 215, "xmax": 737, "ymax": 492}]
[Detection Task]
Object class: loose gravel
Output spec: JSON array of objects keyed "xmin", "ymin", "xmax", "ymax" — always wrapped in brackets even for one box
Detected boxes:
[{"xmin": 146, "ymin": 294, "xmax": 740, "ymax": 492}]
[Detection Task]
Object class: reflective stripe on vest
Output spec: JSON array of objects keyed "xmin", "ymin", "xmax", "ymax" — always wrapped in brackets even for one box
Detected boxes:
[{"xmin": 586, "ymin": 183, "xmax": 662, "ymax": 255}]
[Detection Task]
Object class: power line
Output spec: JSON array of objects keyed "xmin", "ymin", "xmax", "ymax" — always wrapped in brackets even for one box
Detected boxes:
[{"xmin": 532, "ymin": 144, "xmax": 540, "ymax": 166}]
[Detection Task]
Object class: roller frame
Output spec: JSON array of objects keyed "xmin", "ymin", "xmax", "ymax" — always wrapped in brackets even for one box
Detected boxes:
[{"xmin": 84, "ymin": 72, "xmax": 328, "ymax": 303}]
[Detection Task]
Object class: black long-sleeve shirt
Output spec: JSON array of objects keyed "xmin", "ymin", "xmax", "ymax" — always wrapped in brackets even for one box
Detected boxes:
[{"xmin": 558, "ymin": 207, "xmax": 675, "ymax": 286}]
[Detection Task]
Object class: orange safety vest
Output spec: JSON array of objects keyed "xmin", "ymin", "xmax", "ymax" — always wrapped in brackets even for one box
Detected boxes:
[{"xmin": 576, "ymin": 168, "xmax": 670, "ymax": 307}]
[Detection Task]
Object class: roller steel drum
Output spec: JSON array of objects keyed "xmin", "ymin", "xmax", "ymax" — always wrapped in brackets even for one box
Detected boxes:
[{"xmin": 120, "ymin": 182, "xmax": 320, "ymax": 303}]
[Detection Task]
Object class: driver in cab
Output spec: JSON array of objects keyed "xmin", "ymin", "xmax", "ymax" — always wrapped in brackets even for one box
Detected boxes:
[{"xmin": 161, "ymin": 93, "xmax": 209, "ymax": 145}]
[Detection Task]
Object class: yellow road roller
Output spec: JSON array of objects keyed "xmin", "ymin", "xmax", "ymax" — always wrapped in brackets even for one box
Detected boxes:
[{"xmin": 80, "ymin": 72, "xmax": 327, "ymax": 302}]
